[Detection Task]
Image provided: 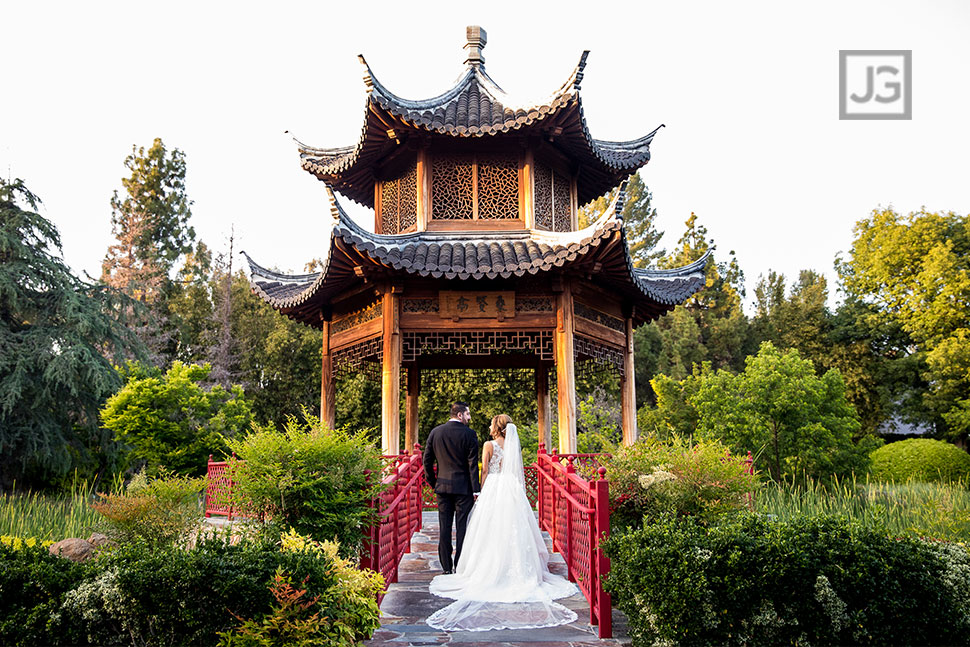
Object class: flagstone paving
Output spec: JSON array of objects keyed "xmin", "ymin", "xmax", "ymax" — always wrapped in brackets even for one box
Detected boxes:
[{"xmin": 364, "ymin": 511, "xmax": 630, "ymax": 646}]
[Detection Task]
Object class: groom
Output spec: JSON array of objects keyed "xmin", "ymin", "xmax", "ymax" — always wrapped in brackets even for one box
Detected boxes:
[{"xmin": 423, "ymin": 401, "xmax": 480, "ymax": 574}]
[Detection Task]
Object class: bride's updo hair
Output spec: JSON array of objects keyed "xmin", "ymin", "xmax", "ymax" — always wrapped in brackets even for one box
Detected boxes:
[{"xmin": 490, "ymin": 414, "xmax": 512, "ymax": 439}]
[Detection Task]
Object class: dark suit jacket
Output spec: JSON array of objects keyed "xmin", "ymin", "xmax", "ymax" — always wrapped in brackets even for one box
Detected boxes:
[{"xmin": 424, "ymin": 420, "xmax": 481, "ymax": 495}]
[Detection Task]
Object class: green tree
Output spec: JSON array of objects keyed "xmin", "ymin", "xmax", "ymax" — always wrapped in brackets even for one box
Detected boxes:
[
  {"xmin": 102, "ymin": 138, "xmax": 196, "ymax": 365},
  {"xmin": 100, "ymin": 362, "xmax": 252, "ymax": 475},
  {"xmin": 691, "ymin": 342, "xmax": 874, "ymax": 480},
  {"xmin": 638, "ymin": 343, "xmax": 875, "ymax": 480},
  {"xmin": 635, "ymin": 213, "xmax": 751, "ymax": 406},
  {"xmin": 578, "ymin": 172, "xmax": 665, "ymax": 268},
  {"xmin": 838, "ymin": 207, "xmax": 970, "ymax": 439},
  {"xmin": 0, "ymin": 179, "xmax": 144, "ymax": 489},
  {"xmin": 102, "ymin": 138, "xmax": 195, "ymax": 293}
]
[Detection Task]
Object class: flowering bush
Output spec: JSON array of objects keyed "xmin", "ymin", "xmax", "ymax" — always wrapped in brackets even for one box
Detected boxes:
[
  {"xmin": 218, "ymin": 529, "xmax": 383, "ymax": 647},
  {"xmin": 603, "ymin": 435, "xmax": 758, "ymax": 530}
]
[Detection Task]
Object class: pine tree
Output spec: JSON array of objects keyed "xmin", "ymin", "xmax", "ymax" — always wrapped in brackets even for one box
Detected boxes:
[
  {"xmin": 102, "ymin": 138, "xmax": 196, "ymax": 366},
  {"xmin": 0, "ymin": 179, "xmax": 144, "ymax": 488},
  {"xmin": 578, "ymin": 172, "xmax": 664, "ymax": 268}
]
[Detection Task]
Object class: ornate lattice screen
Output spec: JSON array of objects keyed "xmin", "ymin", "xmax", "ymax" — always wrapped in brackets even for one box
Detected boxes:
[
  {"xmin": 431, "ymin": 154, "xmax": 520, "ymax": 221},
  {"xmin": 534, "ymin": 161, "xmax": 573, "ymax": 232},
  {"xmin": 379, "ymin": 161, "xmax": 418, "ymax": 233}
]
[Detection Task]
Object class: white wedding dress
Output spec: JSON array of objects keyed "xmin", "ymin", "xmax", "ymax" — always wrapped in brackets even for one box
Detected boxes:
[{"xmin": 426, "ymin": 423, "xmax": 578, "ymax": 631}]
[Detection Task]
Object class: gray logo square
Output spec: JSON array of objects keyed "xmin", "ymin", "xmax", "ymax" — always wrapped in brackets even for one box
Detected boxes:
[{"xmin": 839, "ymin": 50, "xmax": 912, "ymax": 120}]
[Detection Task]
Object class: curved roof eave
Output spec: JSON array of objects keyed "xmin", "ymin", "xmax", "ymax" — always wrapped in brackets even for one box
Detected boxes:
[{"xmin": 296, "ymin": 51, "xmax": 662, "ymax": 182}]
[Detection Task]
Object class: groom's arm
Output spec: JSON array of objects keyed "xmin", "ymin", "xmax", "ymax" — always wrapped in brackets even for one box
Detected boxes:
[
  {"xmin": 423, "ymin": 430, "xmax": 437, "ymax": 488},
  {"xmin": 467, "ymin": 432, "xmax": 481, "ymax": 493}
]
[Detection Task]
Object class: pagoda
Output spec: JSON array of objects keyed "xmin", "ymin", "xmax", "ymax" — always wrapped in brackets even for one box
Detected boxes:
[{"xmin": 244, "ymin": 26, "xmax": 707, "ymax": 454}]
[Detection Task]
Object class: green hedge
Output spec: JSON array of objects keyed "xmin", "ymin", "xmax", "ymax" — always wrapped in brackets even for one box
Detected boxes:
[
  {"xmin": 604, "ymin": 513, "xmax": 970, "ymax": 646},
  {"xmin": 870, "ymin": 438, "xmax": 970, "ymax": 483},
  {"xmin": 0, "ymin": 536, "xmax": 381, "ymax": 647}
]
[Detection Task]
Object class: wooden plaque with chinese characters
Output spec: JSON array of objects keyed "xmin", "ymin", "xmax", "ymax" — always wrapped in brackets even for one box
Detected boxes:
[{"xmin": 439, "ymin": 291, "xmax": 515, "ymax": 319}]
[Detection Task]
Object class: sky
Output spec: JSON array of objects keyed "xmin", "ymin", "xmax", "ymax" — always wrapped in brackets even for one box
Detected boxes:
[{"xmin": 3, "ymin": 1, "xmax": 969, "ymax": 311}]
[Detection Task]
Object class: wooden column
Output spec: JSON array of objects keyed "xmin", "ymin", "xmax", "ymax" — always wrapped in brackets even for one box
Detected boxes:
[
  {"xmin": 320, "ymin": 317, "xmax": 335, "ymax": 429},
  {"xmin": 522, "ymin": 149, "xmax": 535, "ymax": 229},
  {"xmin": 405, "ymin": 365, "xmax": 420, "ymax": 452},
  {"xmin": 555, "ymin": 281, "xmax": 577, "ymax": 454},
  {"xmin": 621, "ymin": 316, "xmax": 637, "ymax": 446},
  {"xmin": 382, "ymin": 289, "xmax": 402, "ymax": 455},
  {"xmin": 416, "ymin": 148, "xmax": 429, "ymax": 232},
  {"xmin": 536, "ymin": 361, "xmax": 552, "ymax": 452}
]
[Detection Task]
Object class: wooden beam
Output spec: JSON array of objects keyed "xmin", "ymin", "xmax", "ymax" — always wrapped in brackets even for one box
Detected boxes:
[
  {"xmin": 405, "ymin": 365, "xmax": 420, "ymax": 452},
  {"xmin": 320, "ymin": 318, "xmax": 335, "ymax": 429},
  {"xmin": 555, "ymin": 280, "xmax": 577, "ymax": 454},
  {"xmin": 414, "ymin": 354, "xmax": 543, "ymax": 370},
  {"xmin": 382, "ymin": 290, "xmax": 402, "ymax": 454},
  {"xmin": 536, "ymin": 361, "xmax": 552, "ymax": 452},
  {"xmin": 621, "ymin": 316, "xmax": 637, "ymax": 446}
]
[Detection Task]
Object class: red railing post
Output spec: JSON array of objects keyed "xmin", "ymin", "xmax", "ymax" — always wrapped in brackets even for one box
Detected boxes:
[
  {"xmin": 228, "ymin": 452, "xmax": 236, "ymax": 521},
  {"xmin": 592, "ymin": 466, "xmax": 612, "ymax": 638},
  {"xmin": 565, "ymin": 456, "xmax": 576, "ymax": 583},
  {"xmin": 205, "ymin": 454, "xmax": 213, "ymax": 517}
]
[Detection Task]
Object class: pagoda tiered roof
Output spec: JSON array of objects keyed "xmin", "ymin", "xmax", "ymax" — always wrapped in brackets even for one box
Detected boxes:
[
  {"xmin": 243, "ymin": 185, "xmax": 708, "ymax": 327},
  {"xmin": 296, "ymin": 36, "xmax": 664, "ymax": 206}
]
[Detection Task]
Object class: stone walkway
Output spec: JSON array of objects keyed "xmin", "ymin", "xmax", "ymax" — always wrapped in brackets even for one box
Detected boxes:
[{"xmin": 365, "ymin": 511, "xmax": 629, "ymax": 646}]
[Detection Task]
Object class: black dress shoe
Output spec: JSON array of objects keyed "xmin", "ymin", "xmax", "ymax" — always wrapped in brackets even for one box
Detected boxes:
[{"xmin": 442, "ymin": 569, "xmax": 454, "ymax": 574}]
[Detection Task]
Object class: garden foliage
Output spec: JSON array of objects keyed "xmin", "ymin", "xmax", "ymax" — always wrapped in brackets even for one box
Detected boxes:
[
  {"xmin": 604, "ymin": 513, "xmax": 970, "ymax": 647},
  {"xmin": 100, "ymin": 361, "xmax": 252, "ymax": 476},
  {"xmin": 226, "ymin": 414, "xmax": 384, "ymax": 556},
  {"xmin": 641, "ymin": 343, "xmax": 878, "ymax": 480},
  {"xmin": 0, "ymin": 531, "xmax": 382, "ymax": 647},
  {"xmin": 90, "ymin": 469, "xmax": 203, "ymax": 548},
  {"xmin": 869, "ymin": 438, "xmax": 970, "ymax": 483},
  {"xmin": 603, "ymin": 435, "xmax": 758, "ymax": 531}
]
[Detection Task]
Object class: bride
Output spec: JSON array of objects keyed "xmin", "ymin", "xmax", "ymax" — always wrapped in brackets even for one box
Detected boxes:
[{"xmin": 426, "ymin": 414, "xmax": 578, "ymax": 632}]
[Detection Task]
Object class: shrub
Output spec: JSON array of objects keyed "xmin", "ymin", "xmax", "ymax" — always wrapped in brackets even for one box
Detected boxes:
[
  {"xmin": 58, "ymin": 531, "xmax": 380, "ymax": 647},
  {"xmin": 870, "ymin": 438, "xmax": 970, "ymax": 483},
  {"xmin": 90, "ymin": 469, "xmax": 204, "ymax": 548},
  {"xmin": 226, "ymin": 414, "xmax": 384, "ymax": 556},
  {"xmin": 604, "ymin": 513, "xmax": 970, "ymax": 647},
  {"xmin": 218, "ymin": 530, "xmax": 382, "ymax": 646},
  {"xmin": 603, "ymin": 435, "xmax": 758, "ymax": 531},
  {"xmin": 100, "ymin": 361, "xmax": 252, "ymax": 476},
  {"xmin": 0, "ymin": 542, "xmax": 90, "ymax": 646}
]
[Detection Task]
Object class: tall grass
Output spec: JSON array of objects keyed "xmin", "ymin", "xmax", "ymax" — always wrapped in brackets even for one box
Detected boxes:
[
  {"xmin": 0, "ymin": 477, "xmax": 114, "ymax": 542},
  {"xmin": 757, "ymin": 474, "xmax": 970, "ymax": 542}
]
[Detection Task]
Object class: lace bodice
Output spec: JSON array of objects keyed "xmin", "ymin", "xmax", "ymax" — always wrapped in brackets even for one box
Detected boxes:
[{"xmin": 487, "ymin": 440, "xmax": 504, "ymax": 474}]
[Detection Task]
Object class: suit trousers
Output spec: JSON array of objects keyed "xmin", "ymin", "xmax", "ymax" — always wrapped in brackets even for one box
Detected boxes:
[{"xmin": 436, "ymin": 492, "xmax": 475, "ymax": 572}]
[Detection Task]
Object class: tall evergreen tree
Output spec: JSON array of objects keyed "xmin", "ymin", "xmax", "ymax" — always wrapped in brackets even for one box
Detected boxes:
[
  {"xmin": 578, "ymin": 172, "xmax": 665, "ymax": 268},
  {"xmin": 0, "ymin": 179, "xmax": 144, "ymax": 489},
  {"xmin": 102, "ymin": 138, "xmax": 196, "ymax": 365}
]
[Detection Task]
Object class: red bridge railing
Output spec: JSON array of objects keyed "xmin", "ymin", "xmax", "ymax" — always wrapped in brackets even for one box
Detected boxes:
[
  {"xmin": 361, "ymin": 445, "xmax": 425, "ymax": 600},
  {"xmin": 204, "ymin": 446, "xmax": 425, "ymax": 601},
  {"xmin": 535, "ymin": 444, "xmax": 612, "ymax": 638},
  {"xmin": 205, "ymin": 453, "xmax": 235, "ymax": 519}
]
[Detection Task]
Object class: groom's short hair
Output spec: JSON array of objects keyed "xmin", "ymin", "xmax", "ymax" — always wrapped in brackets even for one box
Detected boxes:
[{"xmin": 450, "ymin": 402, "xmax": 470, "ymax": 418}]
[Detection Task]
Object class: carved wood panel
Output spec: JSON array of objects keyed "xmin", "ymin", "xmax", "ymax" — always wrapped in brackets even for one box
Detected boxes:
[
  {"xmin": 534, "ymin": 162, "xmax": 553, "ymax": 230},
  {"xmin": 402, "ymin": 331, "xmax": 554, "ymax": 362},
  {"xmin": 380, "ymin": 161, "xmax": 418, "ymax": 234},
  {"xmin": 431, "ymin": 154, "xmax": 474, "ymax": 220},
  {"xmin": 477, "ymin": 154, "xmax": 518, "ymax": 219}
]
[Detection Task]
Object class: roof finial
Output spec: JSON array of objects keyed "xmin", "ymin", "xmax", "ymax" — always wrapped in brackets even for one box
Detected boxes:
[{"xmin": 464, "ymin": 25, "xmax": 487, "ymax": 67}]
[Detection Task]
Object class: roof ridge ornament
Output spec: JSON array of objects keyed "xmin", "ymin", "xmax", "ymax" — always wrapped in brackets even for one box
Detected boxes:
[{"xmin": 464, "ymin": 25, "xmax": 486, "ymax": 68}]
